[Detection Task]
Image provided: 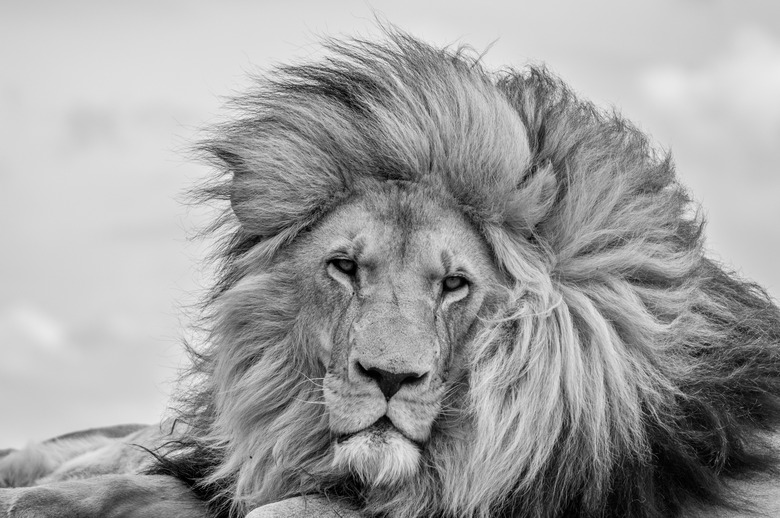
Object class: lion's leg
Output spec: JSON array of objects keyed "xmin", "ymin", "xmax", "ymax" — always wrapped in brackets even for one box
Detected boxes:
[{"xmin": 0, "ymin": 474, "xmax": 209, "ymax": 518}]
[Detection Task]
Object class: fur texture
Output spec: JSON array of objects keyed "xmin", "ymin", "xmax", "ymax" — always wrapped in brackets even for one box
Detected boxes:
[
  {"xmin": 0, "ymin": 425, "xmax": 148, "ymax": 488},
  {"xmin": 152, "ymin": 30, "xmax": 780, "ymax": 518}
]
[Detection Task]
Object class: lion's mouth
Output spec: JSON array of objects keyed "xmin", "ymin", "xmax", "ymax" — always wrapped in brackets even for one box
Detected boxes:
[{"xmin": 335, "ymin": 416, "xmax": 399, "ymax": 444}]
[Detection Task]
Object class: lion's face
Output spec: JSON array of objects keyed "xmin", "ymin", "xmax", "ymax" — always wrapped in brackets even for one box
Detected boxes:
[{"xmin": 288, "ymin": 185, "xmax": 501, "ymax": 486}]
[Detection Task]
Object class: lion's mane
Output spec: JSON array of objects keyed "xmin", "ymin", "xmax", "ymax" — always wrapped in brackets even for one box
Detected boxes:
[{"xmin": 154, "ymin": 31, "xmax": 780, "ymax": 518}]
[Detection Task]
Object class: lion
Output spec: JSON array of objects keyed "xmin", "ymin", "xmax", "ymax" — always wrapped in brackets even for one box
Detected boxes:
[{"xmin": 2, "ymin": 29, "xmax": 780, "ymax": 518}]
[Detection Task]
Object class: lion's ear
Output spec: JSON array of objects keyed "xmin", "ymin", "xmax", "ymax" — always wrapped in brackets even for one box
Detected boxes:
[
  {"xmin": 503, "ymin": 160, "xmax": 557, "ymax": 236},
  {"xmin": 208, "ymin": 145, "xmax": 286, "ymax": 235},
  {"xmin": 213, "ymin": 145, "xmax": 331, "ymax": 237},
  {"xmin": 217, "ymin": 148, "xmax": 262, "ymax": 231}
]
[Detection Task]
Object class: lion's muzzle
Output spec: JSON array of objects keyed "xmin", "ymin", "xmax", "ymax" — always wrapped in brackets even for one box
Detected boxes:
[{"xmin": 324, "ymin": 297, "xmax": 446, "ymax": 485}]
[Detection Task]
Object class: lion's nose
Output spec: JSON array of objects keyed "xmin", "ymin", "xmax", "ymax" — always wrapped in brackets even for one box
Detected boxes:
[{"xmin": 356, "ymin": 362, "xmax": 428, "ymax": 400}]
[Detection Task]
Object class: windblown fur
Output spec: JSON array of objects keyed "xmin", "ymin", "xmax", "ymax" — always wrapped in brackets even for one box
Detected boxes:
[{"xmin": 153, "ymin": 30, "xmax": 780, "ymax": 518}]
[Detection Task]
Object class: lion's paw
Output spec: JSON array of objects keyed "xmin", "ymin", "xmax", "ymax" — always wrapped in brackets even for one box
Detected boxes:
[{"xmin": 245, "ymin": 496, "xmax": 364, "ymax": 518}]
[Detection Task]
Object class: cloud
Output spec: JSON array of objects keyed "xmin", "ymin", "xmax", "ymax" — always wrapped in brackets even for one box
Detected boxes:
[
  {"xmin": 0, "ymin": 304, "xmax": 175, "ymax": 447},
  {"xmin": 634, "ymin": 26, "xmax": 780, "ymax": 299},
  {"xmin": 0, "ymin": 305, "xmax": 70, "ymax": 375},
  {"xmin": 0, "ymin": 305, "xmax": 66, "ymax": 353},
  {"xmin": 640, "ymin": 26, "xmax": 780, "ymax": 147}
]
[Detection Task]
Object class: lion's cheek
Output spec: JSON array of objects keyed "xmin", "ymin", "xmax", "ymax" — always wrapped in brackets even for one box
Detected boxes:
[{"xmin": 332, "ymin": 428, "xmax": 421, "ymax": 486}]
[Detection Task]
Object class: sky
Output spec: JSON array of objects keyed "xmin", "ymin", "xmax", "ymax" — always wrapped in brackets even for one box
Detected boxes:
[{"xmin": 1, "ymin": 0, "xmax": 779, "ymax": 448}]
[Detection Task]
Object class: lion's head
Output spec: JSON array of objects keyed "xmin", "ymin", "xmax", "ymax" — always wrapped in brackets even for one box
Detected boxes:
[
  {"xmin": 157, "ymin": 30, "xmax": 780, "ymax": 518},
  {"xmin": 308, "ymin": 190, "xmax": 502, "ymax": 486}
]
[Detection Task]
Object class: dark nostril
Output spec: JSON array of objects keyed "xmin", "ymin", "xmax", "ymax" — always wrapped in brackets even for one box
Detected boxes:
[{"xmin": 356, "ymin": 363, "xmax": 427, "ymax": 400}]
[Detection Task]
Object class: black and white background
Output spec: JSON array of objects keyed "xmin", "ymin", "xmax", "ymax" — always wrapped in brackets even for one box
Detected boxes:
[{"xmin": 1, "ymin": 0, "xmax": 778, "ymax": 448}]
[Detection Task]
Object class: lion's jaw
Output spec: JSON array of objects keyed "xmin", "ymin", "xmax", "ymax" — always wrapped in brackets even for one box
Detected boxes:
[
  {"xmin": 293, "ymin": 186, "xmax": 500, "ymax": 488},
  {"xmin": 331, "ymin": 417, "xmax": 422, "ymax": 486}
]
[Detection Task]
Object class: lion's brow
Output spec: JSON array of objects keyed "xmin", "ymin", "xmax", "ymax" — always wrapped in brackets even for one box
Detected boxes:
[
  {"xmin": 440, "ymin": 249, "xmax": 453, "ymax": 273},
  {"xmin": 329, "ymin": 236, "xmax": 366, "ymax": 259}
]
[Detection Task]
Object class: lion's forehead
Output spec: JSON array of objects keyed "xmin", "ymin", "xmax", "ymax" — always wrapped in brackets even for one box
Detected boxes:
[{"xmin": 305, "ymin": 188, "xmax": 494, "ymax": 276}]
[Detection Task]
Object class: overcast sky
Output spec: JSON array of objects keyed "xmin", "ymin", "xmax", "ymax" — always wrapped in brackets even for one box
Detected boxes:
[{"xmin": 1, "ymin": 0, "xmax": 779, "ymax": 448}]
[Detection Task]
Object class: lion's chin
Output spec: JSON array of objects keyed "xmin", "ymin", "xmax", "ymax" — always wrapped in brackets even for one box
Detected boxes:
[{"xmin": 331, "ymin": 417, "xmax": 421, "ymax": 486}]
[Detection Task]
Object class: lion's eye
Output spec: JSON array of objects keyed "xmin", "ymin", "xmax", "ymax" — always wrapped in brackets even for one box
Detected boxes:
[
  {"xmin": 331, "ymin": 258, "xmax": 358, "ymax": 276},
  {"xmin": 442, "ymin": 275, "xmax": 468, "ymax": 292}
]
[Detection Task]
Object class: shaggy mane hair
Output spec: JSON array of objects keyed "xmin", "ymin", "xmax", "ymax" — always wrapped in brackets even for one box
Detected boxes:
[{"xmin": 152, "ymin": 30, "xmax": 780, "ymax": 518}]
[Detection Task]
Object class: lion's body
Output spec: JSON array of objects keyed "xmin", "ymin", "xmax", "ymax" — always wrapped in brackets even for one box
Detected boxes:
[
  {"xmin": 3, "ymin": 30, "xmax": 780, "ymax": 518},
  {"xmin": 0, "ymin": 425, "xmax": 151, "ymax": 488}
]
